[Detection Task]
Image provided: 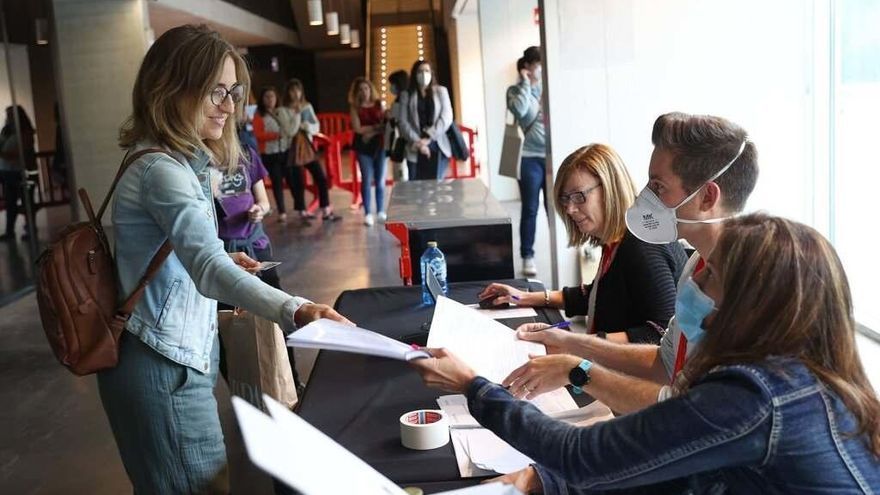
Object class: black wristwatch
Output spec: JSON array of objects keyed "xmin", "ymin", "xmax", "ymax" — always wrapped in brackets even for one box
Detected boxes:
[{"xmin": 569, "ymin": 359, "xmax": 593, "ymax": 395}]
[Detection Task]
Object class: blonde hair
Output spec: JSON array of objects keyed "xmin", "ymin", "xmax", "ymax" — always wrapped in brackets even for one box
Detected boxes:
[
  {"xmin": 348, "ymin": 77, "xmax": 379, "ymax": 108},
  {"xmin": 553, "ymin": 144, "xmax": 636, "ymax": 246},
  {"xmin": 119, "ymin": 24, "xmax": 249, "ymax": 171}
]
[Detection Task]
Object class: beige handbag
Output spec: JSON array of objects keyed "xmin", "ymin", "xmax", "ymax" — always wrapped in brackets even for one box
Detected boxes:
[
  {"xmin": 499, "ymin": 111, "xmax": 525, "ymax": 179},
  {"xmin": 218, "ymin": 310, "xmax": 298, "ymax": 411}
]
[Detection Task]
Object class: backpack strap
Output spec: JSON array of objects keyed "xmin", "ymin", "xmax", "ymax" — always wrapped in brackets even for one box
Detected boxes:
[
  {"xmin": 96, "ymin": 147, "xmax": 167, "ymax": 222},
  {"xmin": 98, "ymin": 147, "xmax": 175, "ymax": 322},
  {"xmin": 117, "ymin": 240, "xmax": 173, "ymax": 318}
]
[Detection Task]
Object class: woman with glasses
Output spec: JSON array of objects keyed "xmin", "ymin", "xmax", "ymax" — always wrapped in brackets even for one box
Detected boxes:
[
  {"xmin": 101, "ymin": 25, "xmax": 351, "ymax": 493},
  {"xmin": 480, "ymin": 144, "xmax": 686, "ymax": 344}
]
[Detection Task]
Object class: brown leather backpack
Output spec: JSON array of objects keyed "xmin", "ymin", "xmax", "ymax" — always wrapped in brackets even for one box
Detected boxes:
[{"xmin": 36, "ymin": 148, "xmax": 172, "ymax": 375}]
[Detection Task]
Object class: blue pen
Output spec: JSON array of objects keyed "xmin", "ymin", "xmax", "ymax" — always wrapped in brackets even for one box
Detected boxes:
[{"xmin": 546, "ymin": 321, "xmax": 571, "ymax": 330}]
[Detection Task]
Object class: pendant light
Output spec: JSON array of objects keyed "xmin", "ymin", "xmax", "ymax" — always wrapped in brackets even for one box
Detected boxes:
[
  {"xmin": 307, "ymin": 0, "xmax": 324, "ymax": 26},
  {"xmin": 325, "ymin": 0, "xmax": 339, "ymax": 35},
  {"xmin": 339, "ymin": 0, "xmax": 351, "ymax": 45},
  {"xmin": 350, "ymin": 29, "xmax": 360, "ymax": 48}
]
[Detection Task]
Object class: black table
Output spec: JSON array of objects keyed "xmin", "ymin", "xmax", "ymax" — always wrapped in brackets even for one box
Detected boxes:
[{"xmin": 297, "ymin": 279, "xmax": 564, "ymax": 492}]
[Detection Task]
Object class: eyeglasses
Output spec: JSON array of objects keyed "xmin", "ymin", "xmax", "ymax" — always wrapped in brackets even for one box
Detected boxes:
[
  {"xmin": 210, "ymin": 84, "xmax": 245, "ymax": 107},
  {"xmin": 558, "ymin": 184, "xmax": 602, "ymax": 206}
]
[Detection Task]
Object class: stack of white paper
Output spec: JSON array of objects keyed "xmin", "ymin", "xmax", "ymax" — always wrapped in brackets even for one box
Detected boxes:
[
  {"xmin": 233, "ymin": 394, "xmax": 523, "ymax": 495},
  {"xmin": 427, "ymin": 297, "xmax": 615, "ymax": 477}
]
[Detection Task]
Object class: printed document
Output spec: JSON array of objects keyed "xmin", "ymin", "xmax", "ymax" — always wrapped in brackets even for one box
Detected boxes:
[{"xmin": 427, "ymin": 296, "xmax": 546, "ymax": 384}]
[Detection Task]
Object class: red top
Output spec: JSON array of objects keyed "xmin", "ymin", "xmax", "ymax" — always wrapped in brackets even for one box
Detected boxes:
[
  {"xmin": 252, "ymin": 113, "xmax": 280, "ymax": 154},
  {"xmin": 357, "ymin": 102, "xmax": 384, "ymax": 126}
]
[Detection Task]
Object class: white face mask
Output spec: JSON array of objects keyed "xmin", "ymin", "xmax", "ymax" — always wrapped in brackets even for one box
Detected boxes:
[
  {"xmin": 417, "ymin": 72, "xmax": 432, "ymax": 88},
  {"xmin": 625, "ymin": 140, "xmax": 747, "ymax": 244}
]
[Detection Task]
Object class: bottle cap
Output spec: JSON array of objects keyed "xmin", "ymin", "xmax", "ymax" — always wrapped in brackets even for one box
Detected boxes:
[{"xmin": 427, "ymin": 241, "xmax": 438, "ymax": 248}]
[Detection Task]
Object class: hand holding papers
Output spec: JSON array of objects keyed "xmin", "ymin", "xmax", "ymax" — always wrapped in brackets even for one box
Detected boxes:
[{"xmin": 287, "ymin": 318, "xmax": 431, "ymax": 361}]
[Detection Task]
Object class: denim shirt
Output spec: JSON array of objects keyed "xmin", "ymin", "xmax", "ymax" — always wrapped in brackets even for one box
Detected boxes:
[
  {"xmin": 467, "ymin": 358, "xmax": 879, "ymax": 494},
  {"xmin": 112, "ymin": 143, "xmax": 309, "ymax": 373}
]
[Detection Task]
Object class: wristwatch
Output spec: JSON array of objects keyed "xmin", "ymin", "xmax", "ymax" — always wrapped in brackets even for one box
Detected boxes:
[{"xmin": 569, "ymin": 359, "xmax": 593, "ymax": 395}]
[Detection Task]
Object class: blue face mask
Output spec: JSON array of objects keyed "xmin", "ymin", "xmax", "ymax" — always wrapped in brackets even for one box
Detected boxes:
[{"xmin": 675, "ymin": 278, "xmax": 716, "ymax": 343}]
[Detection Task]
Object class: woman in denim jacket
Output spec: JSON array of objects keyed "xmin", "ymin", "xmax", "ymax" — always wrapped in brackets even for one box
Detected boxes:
[
  {"xmin": 413, "ymin": 213, "xmax": 880, "ymax": 494},
  {"xmin": 99, "ymin": 25, "xmax": 351, "ymax": 494}
]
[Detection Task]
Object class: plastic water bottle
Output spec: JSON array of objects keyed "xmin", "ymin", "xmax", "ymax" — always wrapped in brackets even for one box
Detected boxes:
[{"xmin": 420, "ymin": 241, "xmax": 448, "ymax": 305}]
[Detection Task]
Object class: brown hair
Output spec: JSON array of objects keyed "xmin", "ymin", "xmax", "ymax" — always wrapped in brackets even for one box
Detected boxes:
[
  {"xmin": 348, "ymin": 77, "xmax": 380, "ymax": 108},
  {"xmin": 553, "ymin": 144, "xmax": 636, "ymax": 247},
  {"xmin": 284, "ymin": 78, "xmax": 308, "ymax": 108},
  {"xmin": 677, "ymin": 213, "xmax": 880, "ymax": 456},
  {"xmin": 651, "ymin": 112, "xmax": 758, "ymax": 213},
  {"xmin": 119, "ymin": 25, "xmax": 248, "ymax": 171}
]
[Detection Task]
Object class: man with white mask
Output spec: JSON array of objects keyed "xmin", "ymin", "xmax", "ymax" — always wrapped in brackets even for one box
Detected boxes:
[
  {"xmin": 501, "ymin": 112, "xmax": 759, "ymax": 413},
  {"xmin": 507, "ymin": 46, "xmax": 547, "ymax": 277}
]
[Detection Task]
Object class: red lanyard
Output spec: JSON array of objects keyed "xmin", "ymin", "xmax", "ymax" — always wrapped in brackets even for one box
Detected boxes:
[{"xmin": 671, "ymin": 258, "xmax": 706, "ymax": 382}]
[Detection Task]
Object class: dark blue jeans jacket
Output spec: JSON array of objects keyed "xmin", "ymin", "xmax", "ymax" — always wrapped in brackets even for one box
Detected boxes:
[{"xmin": 467, "ymin": 357, "xmax": 879, "ymax": 494}]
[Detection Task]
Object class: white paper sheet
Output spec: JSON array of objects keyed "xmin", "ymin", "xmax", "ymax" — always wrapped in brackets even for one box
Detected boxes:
[
  {"xmin": 438, "ymin": 388, "xmax": 577, "ymax": 429},
  {"xmin": 465, "ymin": 429, "xmax": 534, "ymax": 474},
  {"xmin": 464, "ymin": 304, "xmax": 538, "ymax": 320},
  {"xmin": 234, "ymin": 395, "xmax": 524, "ymax": 494},
  {"xmin": 428, "ymin": 297, "xmax": 545, "ymax": 384},
  {"xmin": 233, "ymin": 396, "xmax": 405, "ymax": 495},
  {"xmin": 287, "ymin": 318, "xmax": 430, "ymax": 361}
]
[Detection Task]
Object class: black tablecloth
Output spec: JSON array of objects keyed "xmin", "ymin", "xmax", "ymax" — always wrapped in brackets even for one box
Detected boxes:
[{"xmin": 297, "ymin": 279, "xmax": 564, "ymax": 490}]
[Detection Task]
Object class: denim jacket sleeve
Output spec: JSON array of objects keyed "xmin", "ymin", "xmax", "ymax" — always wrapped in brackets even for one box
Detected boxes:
[
  {"xmin": 140, "ymin": 154, "xmax": 309, "ymax": 332},
  {"xmin": 466, "ymin": 369, "xmax": 773, "ymax": 494}
]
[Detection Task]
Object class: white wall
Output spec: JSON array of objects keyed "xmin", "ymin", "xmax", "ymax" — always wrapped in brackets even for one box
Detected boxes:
[
  {"xmin": 449, "ymin": 1, "xmax": 488, "ymax": 181},
  {"xmin": 52, "ymin": 0, "xmax": 150, "ymax": 219},
  {"xmin": 0, "ymin": 44, "xmax": 37, "ymax": 150},
  {"xmin": 477, "ymin": 0, "xmax": 540, "ymax": 201},
  {"xmin": 540, "ymin": 0, "xmax": 823, "ymax": 289}
]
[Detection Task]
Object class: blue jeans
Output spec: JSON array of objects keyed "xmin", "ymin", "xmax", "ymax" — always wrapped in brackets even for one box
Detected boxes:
[
  {"xmin": 98, "ymin": 333, "xmax": 226, "ymax": 494},
  {"xmin": 518, "ymin": 156, "xmax": 547, "ymax": 258},
  {"xmin": 357, "ymin": 151, "xmax": 387, "ymax": 214}
]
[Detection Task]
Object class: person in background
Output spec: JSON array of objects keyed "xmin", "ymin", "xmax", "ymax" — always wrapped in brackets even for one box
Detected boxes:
[
  {"xmin": 480, "ymin": 144, "xmax": 686, "ymax": 346},
  {"xmin": 507, "ymin": 46, "xmax": 546, "ymax": 277},
  {"xmin": 349, "ymin": 77, "xmax": 387, "ymax": 226},
  {"xmin": 283, "ymin": 78, "xmax": 340, "ymax": 223},
  {"xmin": 413, "ymin": 214, "xmax": 880, "ymax": 494},
  {"xmin": 101, "ymin": 25, "xmax": 351, "ymax": 493},
  {"xmin": 253, "ymin": 86, "xmax": 297, "ymax": 223},
  {"xmin": 0, "ymin": 105, "xmax": 36, "ymax": 241},
  {"xmin": 398, "ymin": 60, "xmax": 453, "ymax": 181},
  {"xmin": 386, "ymin": 69, "xmax": 410, "ymax": 182}
]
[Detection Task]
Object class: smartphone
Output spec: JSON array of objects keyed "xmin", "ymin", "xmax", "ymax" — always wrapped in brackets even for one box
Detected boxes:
[{"xmin": 258, "ymin": 261, "xmax": 282, "ymax": 272}]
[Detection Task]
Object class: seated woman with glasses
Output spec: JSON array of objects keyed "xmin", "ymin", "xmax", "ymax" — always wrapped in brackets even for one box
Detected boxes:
[
  {"xmin": 480, "ymin": 144, "xmax": 687, "ymax": 346},
  {"xmin": 413, "ymin": 213, "xmax": 880, "ymax": 493}
]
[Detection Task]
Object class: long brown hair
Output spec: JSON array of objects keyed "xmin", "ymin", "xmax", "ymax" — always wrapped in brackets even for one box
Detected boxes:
[
  {"xmin": 284, "ymin": 78, "xmax": 308, "ymax": 109},
  {"xmin": 553, "ymin": 144, "xmax": 636, "ymax": 247},
  {"xmin": 347, "ymin": 77, "xmax": 379, "ymax": 108},
  {"xmin": 119, "ymin": 24, "xmax": 249, "ymax": 171},
  {"xmin": 677, "ymin": 213, "xmax": 880, "ymax": 455}
]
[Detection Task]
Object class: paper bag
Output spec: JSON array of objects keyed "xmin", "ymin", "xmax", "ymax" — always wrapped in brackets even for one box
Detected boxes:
[
  {"xmin": 498, "ymin": 120, "xmax": 523, "ymax": 180},
  {"xmin": 218, "ymin": 310, "xmax": 298, "ymax": 411}
]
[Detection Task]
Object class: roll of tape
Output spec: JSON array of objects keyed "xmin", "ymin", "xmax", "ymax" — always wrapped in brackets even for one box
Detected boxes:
[{"xmin": 399, "ymin": 409, "xmax": 450, "ymax": 450}]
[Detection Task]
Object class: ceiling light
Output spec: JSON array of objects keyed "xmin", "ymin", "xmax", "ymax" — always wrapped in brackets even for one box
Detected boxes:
[
  {"xmin": 339, "ymin": 23, "xmax": 351, "ymax": 44},
  {"xmin": 325, "ymin": 12, "xmax": 339, "ymax": 35},
  {"xmin": 351, "ymin": 29, "xmax": 360, "ymax": 48},
  {"xmin": 307, "ymin": 0, "xmax": 323, "ymax": 26}
]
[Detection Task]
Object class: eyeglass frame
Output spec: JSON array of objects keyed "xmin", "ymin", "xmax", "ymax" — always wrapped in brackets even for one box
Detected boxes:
[
  {"xmin": 210, "ymin": 83, "xmax": 245, "ymax": 107},
  {"xmin": 558, "ymin": 183, "xmax": 602, "ymax": 206}
]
